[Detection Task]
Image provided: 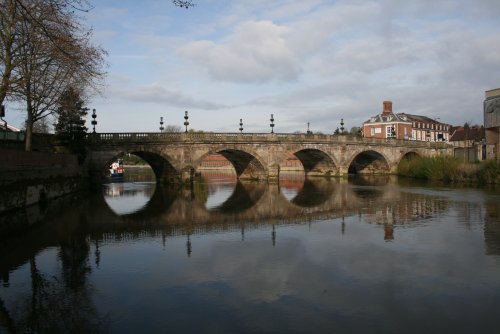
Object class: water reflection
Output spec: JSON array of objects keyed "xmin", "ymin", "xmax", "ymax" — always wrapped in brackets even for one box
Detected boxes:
[
  {"xmin": 103, "ymin": 182, "xmax": 156, "ymax": 215},
  {"xmin": 2, "ymin": 172, "xmax": 500, "ymax": 333}
]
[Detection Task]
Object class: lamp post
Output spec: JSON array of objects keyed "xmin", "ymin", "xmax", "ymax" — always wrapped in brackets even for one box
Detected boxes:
[
  {"xmin": 91, "ymin": 109, "xmax": 97, "ymax": 133},
  {"xmin": 184, "ymin": 111, "xmax": 189, "ymax": 133},
  {"xmin": 340, "ymin": 118, "xmax": 345, "ymax": 134},
  {"xmin": 307, "ymin": 122, "xmax": 311, "ymax": 135},
  {"xmin": 270, "ymin": 114, "xmax": 275, "ymax": 133},
  {"xmin": 159, "ymin": 117, "xmax": 164, "ymax": 132},
  {"xmin": 239, "ymin": 119, "xmax": 243, "ymax": 133}
]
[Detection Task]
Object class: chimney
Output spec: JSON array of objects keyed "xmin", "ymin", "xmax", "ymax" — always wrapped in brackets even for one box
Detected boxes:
[{"xmin": 382, "ymin": 101, "xmax": 392, "ymax": 115}]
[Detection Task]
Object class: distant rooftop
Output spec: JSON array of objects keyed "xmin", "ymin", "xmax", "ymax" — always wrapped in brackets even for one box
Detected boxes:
[{"xmin": 450, "ymin": 125, "xmax": 485, "ymax": 142}]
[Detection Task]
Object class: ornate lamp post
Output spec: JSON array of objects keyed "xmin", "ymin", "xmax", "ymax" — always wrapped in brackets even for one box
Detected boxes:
[
  {"xmin": 159, "ymin": 117, "xmax": 164, "ymax": 132},
  {"xmin": 91, "ymin": 109, "xmax": 97, "ymax": 133},
  {"xmin": 184, "ymin": 110, "xmax": 189, "ymax": 133},
  {"xmin": 340, "ymin": 118, "xmax": 345, "ymax": 134},
  {"xmin": 239, "ymin": 118, "xmax": 243, "ymax": 133},
  {"xmin": 270, "ymin": 114, "xmax": 275, "ymax": 133},
  {"xmin": 307, "ymin": 122, "xmax": 312, "ymax": 135}
]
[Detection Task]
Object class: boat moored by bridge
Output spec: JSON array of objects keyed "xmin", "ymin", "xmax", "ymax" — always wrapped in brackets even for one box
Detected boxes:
[{"xmin": 109, "ymin": 159, "xmax": 124, "ymax": 179}]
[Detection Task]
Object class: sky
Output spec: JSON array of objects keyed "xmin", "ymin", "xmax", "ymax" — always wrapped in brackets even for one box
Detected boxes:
[{"xmin": 9, "ymin": 0, "xmax": 500, "ymax": 133}]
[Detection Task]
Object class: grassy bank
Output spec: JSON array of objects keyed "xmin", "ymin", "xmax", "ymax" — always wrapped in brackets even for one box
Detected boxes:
[{"xmin": 397, "ymin": 156, "xmax": 500, "ymax": 184}]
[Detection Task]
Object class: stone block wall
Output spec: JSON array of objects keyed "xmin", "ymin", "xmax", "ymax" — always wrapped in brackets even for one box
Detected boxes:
[{"xmin": 0, "ymin": 149, "xmax": 88, "ymax": 213}]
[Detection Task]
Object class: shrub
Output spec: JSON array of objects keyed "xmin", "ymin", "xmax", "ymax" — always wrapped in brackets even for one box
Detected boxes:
[
  {"xmin": 398, "ymin": 156, "xmax": 473, "ymax": 182},
  {"xmin": 478, "ymin": 160, "xmax": 500, "ymax": 184}
]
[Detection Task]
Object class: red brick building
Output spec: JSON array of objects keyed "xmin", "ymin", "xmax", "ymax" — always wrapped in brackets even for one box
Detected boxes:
[{"xmin": 363, "ymin": 101, "xmax": 450, "ymax": 142}]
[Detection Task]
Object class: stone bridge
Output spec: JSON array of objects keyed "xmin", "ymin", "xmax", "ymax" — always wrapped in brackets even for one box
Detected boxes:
[{"xmin": 85, "ymin": 132, "xmax": 452, "ymax": 183}]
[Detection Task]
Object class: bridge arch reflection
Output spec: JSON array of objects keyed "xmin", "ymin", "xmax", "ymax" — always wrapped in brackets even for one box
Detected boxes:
[{"xmin": 288, "ymin": 178, "xmax": 335, "ymax": 208}]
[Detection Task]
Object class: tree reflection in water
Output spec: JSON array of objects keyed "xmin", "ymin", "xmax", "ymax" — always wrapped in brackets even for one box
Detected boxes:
[{"xmin": 0, "ymin": 232, "xmax": 109, "ymax": 332}]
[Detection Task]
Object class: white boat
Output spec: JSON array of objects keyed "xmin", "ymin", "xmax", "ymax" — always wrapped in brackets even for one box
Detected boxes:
[{"xmin": 109, "ymin": 159, "xmax": 124, "ymax": 178}]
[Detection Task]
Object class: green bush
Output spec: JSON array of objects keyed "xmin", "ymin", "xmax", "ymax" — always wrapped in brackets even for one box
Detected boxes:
[
  {"xmin": 477, "ymin": 160, "xmax": 500, "ymax": 184},
  {"xmin": 398, "ymin": 156, "xmax": 475, "ymax": 182},
  {"xmin": 399, "ymin": 156, "xmax": 500, "ymax": 184}
]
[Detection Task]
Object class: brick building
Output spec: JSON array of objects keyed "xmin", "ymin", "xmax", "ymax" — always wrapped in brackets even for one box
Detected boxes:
[{"xmin": 363, "ymin": 101, "xmax": 450, "ymax": 142}]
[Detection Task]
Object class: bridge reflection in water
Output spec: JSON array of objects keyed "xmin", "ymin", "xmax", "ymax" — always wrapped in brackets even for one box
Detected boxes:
[
  {"xmin": 1, "ymin": 171, "xmax": 500, "ymax": 333},
  {"xmin": 92, "ymin": 172, "xmax": 448, "ymax": 244}
]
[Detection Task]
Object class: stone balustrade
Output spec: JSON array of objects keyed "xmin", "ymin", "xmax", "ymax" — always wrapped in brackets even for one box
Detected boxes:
[{"xmin": 86, "ymin": 132, "xmax": 449, "ymax": 148}]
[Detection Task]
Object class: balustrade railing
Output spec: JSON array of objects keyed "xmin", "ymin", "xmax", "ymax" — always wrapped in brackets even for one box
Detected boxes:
[{"xmin": 85, "ymin": 132, "xmax": 450, "ymax": 148}]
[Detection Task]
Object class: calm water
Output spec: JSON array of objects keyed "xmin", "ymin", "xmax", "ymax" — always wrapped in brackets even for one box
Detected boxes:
[{"xmin": 1, "ymin": 169, "xmax": 500, "ymax": 333}]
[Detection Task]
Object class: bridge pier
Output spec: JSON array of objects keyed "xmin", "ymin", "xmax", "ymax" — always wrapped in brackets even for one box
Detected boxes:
[
  {"xmin": 267, "ymin": 165, "xmax": 279, "ymax": 183},
  {"xmin": 181, "ymin": 167, "xmax": 194, "ymax": 184}
]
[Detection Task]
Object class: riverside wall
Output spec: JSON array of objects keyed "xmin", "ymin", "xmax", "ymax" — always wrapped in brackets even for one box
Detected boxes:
[{"xmin": 0, "ymin": 149, "xmax": 89, "ymax": 213}]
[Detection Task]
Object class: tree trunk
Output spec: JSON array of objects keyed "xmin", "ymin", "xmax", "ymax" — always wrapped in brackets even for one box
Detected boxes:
[{"xmin": 25, "ymin": 104, "xmax": 33, "ymax": 151}]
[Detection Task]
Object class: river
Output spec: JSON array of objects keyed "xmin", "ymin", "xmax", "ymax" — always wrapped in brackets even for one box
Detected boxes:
[{"xmin": 1, "ymin": 168, "xmax": 500, "ymax": 333}]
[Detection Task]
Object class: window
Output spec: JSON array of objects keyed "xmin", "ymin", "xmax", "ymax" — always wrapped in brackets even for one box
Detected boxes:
[{"xmin": 386, "ymin": 125, "xmax": 395, "ymax": 138}]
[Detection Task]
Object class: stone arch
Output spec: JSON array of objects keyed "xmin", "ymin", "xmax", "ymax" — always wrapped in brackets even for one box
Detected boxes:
[
  {"xmin": 194, "ymin": 147, "xmax": 268, "ymax": 181},
  {"xmin": 127, "ymin": 150, "xmax": 180, "ymax": 183},
  {"xmin": 400, "ymin": 151, "xmax": 420, "ymax": 161},
  {"xmin": 396, "ymin": 150, "xmax": 422, "ymax": 175},
  {"xmin": 347, "ymin": 150, "xmax": 391, "ymax": 174},
  {"xmin": 280, "ymin": 148, "xmax": 338, "ymax": 177}
]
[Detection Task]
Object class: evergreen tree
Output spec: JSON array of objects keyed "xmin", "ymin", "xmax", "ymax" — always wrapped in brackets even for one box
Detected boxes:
[{"xmin": 55, "ymin": 86, "xmax": 88, "ymax": 139}]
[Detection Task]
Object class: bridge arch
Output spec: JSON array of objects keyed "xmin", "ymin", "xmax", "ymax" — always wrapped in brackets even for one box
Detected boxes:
[
  {"xmin": 400, "ymin": 151, "xmax": 420, "ymax": 161},
  {"xmin": 347, "ymin": 150, "xmax": 391, "ymax": 174},
  {"xmin": 129, "ymin": 150, "xmax": 180, "ymax": 183},
  {"xmin": 194, "ymin": 147, "xmax": 268, "ymax": 181},
  {"xmin": 89, "ymin": 148, "xmax": 181, "ymax": 184},
  {"xmin": 279, "ymin": 148, "xmax": 339, "ymax": 177}
]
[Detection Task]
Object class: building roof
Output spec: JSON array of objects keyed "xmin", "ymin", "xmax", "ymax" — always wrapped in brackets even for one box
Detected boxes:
[
  {"xmin": 399, "ymin": 114, "xmax": 445, "ymax": 125},
  {"xmin": 364, "ymin": 112, "xmax": 410, "ymax": 124},
  {"xmin": 450, "ymin": 125, "xmax": 485, "ymax": 142},
  {"xmin": 0, "ymin": 120, "xmax": 21, "ymax": 132}
]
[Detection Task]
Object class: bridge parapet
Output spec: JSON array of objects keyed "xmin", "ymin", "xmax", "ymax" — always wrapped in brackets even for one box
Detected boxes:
[{"xmin": 85, "ymin": 132, "xmax": 450, "ymax": 148}]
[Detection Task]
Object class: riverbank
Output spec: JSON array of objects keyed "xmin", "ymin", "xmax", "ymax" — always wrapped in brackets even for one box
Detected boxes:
[
  {"xmin": 397, "ymin": 156, "xmax": 500, "ymax": 184},
  {"xmin": 0, "ymin": 149, "xmax": 88, "ymax": 213}
]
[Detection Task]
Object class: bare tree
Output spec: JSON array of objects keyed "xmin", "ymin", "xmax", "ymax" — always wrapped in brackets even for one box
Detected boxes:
[
  {"xmin": 172, "ymin": 0, "xmax": 195, "ymax": 9},
  {"xmin": 1, "ymin": 0, "xmax": 97, "ymax": 106},
  {"xmin": 0, "ymin": 0, "xmax": 23, "ymax": 105},
  {"xmin": 165, "ymin": 124, "xmax": 182, "ymax": 132},
  {"xmin": 10, "ymin": 0, "xmax": 105, "ymax": 150},
  {"xmin": 31, "ymin": 116, "xmax": 52, "ymax": 133}
]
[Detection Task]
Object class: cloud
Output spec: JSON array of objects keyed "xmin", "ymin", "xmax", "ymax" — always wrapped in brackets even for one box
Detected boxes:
[
  {"xmin": 179, "ymin": 20, "xmax": 301, "ymax": 83},
  {"xmin": 111, "ymin": 84, "xmax": 229, "ymax": 110},
  {"xmin": 79, "ymin": 0, "xmax": 500, "ymax": 133}
]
